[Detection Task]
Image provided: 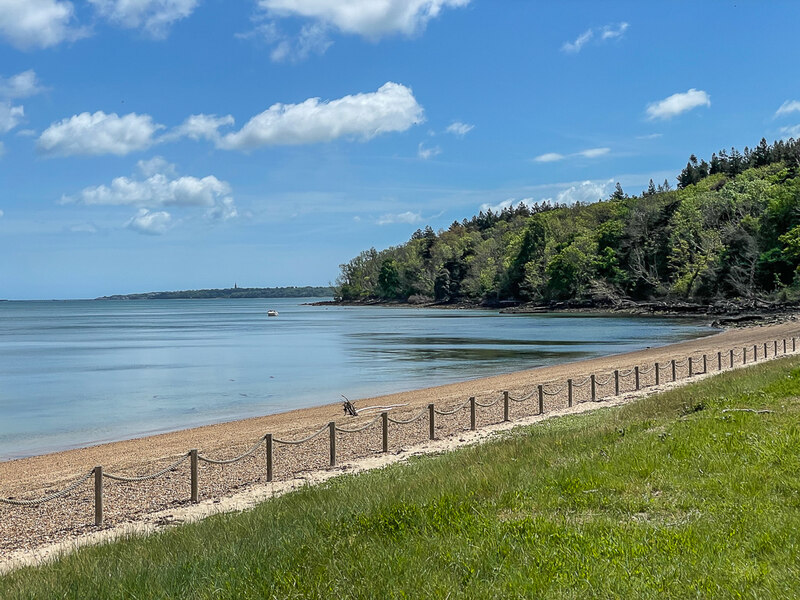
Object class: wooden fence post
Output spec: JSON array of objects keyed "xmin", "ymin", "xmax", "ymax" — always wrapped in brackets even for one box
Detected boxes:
[
  {"xmin": 655, "ymin": 363, "xmax": 660, "ymax": 385},
  {"xmin": 470, "ymin": 397, "xmax": 476, "ymax": 431},
  {"xmin": 784, "ymin": 339, "xmax": 787, "ymax": 354},
  {"xmin": 567, "ymin": 379, "xmax": 573, "ymax": 407},
  {"xmin": 717, "ymin": 351, "xmax": 722, "ymax": 371},
  {"xmin": 794, "ymin": 338, "xmax": 796, "ymax": 352},
  {"xmin": 743, "ymin": 347, "xmax": 747, "ymax": 364},
  {"xmin": 190, "ymin": 449, "xmax": 198, "ymax": 503},
  {"xmin": 702, "ymin": 355, "xmax": 707, "ymax": 374},
  {"xmin": 614, "ymin": 370, "xmax": 619, "ymax": 395},
  {"xmin": 382, "ymin": 412, "xmax": 389, "ymax": 453},
  {"xmin": 329, "ymin": 421, "xmax": 336, "ymax": 467},
  {"xmin": 688, "ymin": 357, "xmax": 693, "ymax": 377},
  {"xmin": 503, "ymin": 391, "xmax": 510, "ymax": 421},
  {"xmin": 428, "ymin": 403, "xmax": 435, "ymax": 439},
  {"xmin": 754, "ymin": 344, "xmax": 758, "ymax": 362},
  {"xmin": 94, "ymin": 466, "xmax": 103, "ymax": 526},
  {"xmin": 590, "ymin": 375, "xmax": 596, "ymax": 402},
  {"xmin": 774, "ymin": 340, "xmax": 778, "ymax": 356},
  {"xmin": 671, "ymin": 359, "xmax": 676, "ymax": 382},
  {"xmin": 635, "ymin": 366, "xmax": 640, "ymax": 391},
  {"xmin": 265, "ymin": 434, "xmax": 273, "ymax": 483},
  {"xmin": 538, "ymin": 385, "xmax": 544, "ymax": 414},
  {"xmin": 730, "ymin": 349, "xmax": 734, "ymax": 368}
]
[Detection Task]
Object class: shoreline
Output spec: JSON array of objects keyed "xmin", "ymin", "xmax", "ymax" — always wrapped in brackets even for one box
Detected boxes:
[{"xmin": 1, "ymin": 318, "xmax": 798, "ymax": 563}]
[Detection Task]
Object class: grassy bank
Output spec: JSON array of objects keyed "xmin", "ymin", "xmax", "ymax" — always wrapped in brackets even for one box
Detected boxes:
[{"xmin": 3, "ymin": 358, "xmax": 800, "ymax": 598}]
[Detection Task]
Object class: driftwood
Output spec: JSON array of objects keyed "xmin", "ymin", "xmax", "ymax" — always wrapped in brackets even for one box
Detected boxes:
[
  {"xmin": 341, "ymin": 395, "xmax": 358, "ymax": 417},
  {"xmin": 721, "ymin": 408, "xmax": 773, "ymax": 414}
]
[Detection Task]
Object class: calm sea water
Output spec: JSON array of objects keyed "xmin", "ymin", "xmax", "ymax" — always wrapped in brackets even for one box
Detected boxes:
[{"xmin": 0, "ymin": 298, "xmax": 716, "ymax": 459}]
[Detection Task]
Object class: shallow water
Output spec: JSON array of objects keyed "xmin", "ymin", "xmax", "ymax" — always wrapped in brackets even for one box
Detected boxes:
[{"xmin": 0, "ymin": 298, "xmax": 715, "ymax": 459}]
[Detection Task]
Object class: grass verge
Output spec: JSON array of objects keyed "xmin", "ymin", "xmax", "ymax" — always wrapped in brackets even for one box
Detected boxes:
[{"xmin": 3, "ymin": 358, "xmax": 800, "ymax": 599}]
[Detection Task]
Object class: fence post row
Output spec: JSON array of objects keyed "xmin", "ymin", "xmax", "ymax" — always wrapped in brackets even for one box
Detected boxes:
[
  {"xmin": 329, "ymin": 421, "xmax": 336, "ymax": 467},
  {"xmin": 190, "ymin": 448, "xmax": 199, "ymax": 503},
  {"xmin": 94, "ymin": 466, "xmax": 103, "ymax": 527},
  {"xmin": 382, "ymin": 412, "xmax": 389, "ymax": 453}
]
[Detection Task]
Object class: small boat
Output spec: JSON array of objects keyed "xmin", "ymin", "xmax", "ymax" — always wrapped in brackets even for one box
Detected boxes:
[{"xmin": 267, "ymin": 309, "xmax": 279, "ymax": 317}]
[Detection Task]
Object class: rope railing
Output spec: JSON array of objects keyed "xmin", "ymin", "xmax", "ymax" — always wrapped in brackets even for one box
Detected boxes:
[
  {"xmin": 197, "ymin": 438, "xmax": 265, "ymax": 466},
  {"xmin": 2, "ymin": 333, "xmax": 797, "ymax": 531},
  {"xmin": 273, "ymin": 425, "xmax": 328, "ymax": 445},
  {"xmin": 0, "ymin": 470, "xmax": 95, "ymax": 506}
]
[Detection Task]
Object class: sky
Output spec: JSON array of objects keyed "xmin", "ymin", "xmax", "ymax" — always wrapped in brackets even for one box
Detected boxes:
[{"xmin": 1, "ymin": 0, "xmax": 799, "ymax": 300}]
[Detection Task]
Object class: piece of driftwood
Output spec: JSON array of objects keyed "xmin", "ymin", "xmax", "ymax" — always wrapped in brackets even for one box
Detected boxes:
[
  {"xmin": 341, "ymin": 395, "xmax": 358, "ymax": 416},
  {"xmin": 721, "ymin": 408, "xmax": 773, "ymax": 414}
]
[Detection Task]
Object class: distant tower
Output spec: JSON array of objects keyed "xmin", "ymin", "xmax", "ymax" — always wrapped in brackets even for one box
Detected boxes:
[{"xmin": 234, "ymin": 282, "xmax": 238, "ymax": 289}]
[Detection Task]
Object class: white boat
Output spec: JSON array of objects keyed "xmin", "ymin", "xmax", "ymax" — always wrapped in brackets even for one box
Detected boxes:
[{"xmin": 267, "ymin": 309, "xmax": 279, "ymax": 317}]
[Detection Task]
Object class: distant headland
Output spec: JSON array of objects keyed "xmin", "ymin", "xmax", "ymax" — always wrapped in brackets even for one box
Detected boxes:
[{"xmin": 96, "ymin": 286, "xmax": 334, "ymax": 300}]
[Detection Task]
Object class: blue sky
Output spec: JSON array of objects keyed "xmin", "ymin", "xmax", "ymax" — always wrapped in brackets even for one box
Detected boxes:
[{"xmin": 1, "ymin": 0, "xmax": 799, "ymax": 299}]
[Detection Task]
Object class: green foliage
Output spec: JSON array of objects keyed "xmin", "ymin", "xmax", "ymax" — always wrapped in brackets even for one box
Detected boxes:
[{"xmin": 336, "ymin": 137, "xmax": 800, "ymax": 305}]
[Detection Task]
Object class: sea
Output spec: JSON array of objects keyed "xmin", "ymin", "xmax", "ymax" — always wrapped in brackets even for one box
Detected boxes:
[{"xmin": 0, "ymin": 298, "xmax": 717, "ymax": 460}]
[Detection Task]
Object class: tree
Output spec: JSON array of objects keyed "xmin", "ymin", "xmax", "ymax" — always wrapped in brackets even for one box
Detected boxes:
[
  {"xmin": 645, "ymin": 179, "xmax": 657, "ymax": 196},
  {"xmin": 610, "ymin": 182, "xmax": 626, "ymax": 200}
]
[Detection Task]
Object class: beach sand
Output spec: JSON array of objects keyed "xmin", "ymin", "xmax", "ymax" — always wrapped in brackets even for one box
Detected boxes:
[{"xmin": 1, "ymin": 318, "xmax": 798, "ymax": 569}]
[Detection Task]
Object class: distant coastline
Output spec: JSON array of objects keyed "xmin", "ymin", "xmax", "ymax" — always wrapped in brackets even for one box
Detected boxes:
[{"xmin": 96, "ymin": 286, "xmax": 334, "ymax": 300}]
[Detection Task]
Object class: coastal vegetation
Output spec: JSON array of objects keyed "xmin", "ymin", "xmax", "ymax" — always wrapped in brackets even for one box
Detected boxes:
[
  {"xmin": 97, "ymin": 286, "xmax": 334, "ymax": 300},
  {"xmin": 2, "ymin": 356, "xmax": 799, "ymax": 598},
  {"xmin": 337, "ymin": 137, "xmax": 800, "ymax": 308}
]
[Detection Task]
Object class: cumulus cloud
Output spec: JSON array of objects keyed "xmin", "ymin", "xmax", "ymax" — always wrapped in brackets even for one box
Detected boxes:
[
  {"xmin": 126, "ymin": 208, "xmax": 171, "ymax": 235},
  {"xmin": 417, "ymin": 141, "xmax": 441, "ymax": 159},
  {"xmin": 205, "ymin": 197, "xmax": 238, "ymax": 221},
  {"xmin": 0, "ymin": 101, "xmax": 24, "ymax": 133},
  {"xmin": 377, "ymin": 210, "xmax": 423, "ymax": 225},
  {"xmin": 562, "ymin": 22, "xmax": 628, "ymax": 53},
  {"xmin": 555, "ymin": 179, "xmax": 614, "ymax": 205},
  {"xmin": 0, "ymin": 0, "xmax": 86, "ymax": 49},
  {"xmin": 258, "ymin": 0, "xmax": 470, "ymax": 39},
  {"xmin": 446, "ymin": 121, "xmax": 473, "ymax": 136},
  {"xmin": 646, "ymin": 89, "xmax": 710, "ymax": 120},
  {"xmin": 775, "ymin": 100, "xmax": 800, "ymax": 118},
  {"xmin": 37, "ymin": 111, "xmax": 163, "ymax": 156},
  {"xmin": 0, "ymin": 70, "xmax": 45, "ymax": 99},
  {"xmin": 534, "ymin": 148, "xmax": 609, "ymax": 162},
  {"xmin": 88, "ymin": 0, "xmax": 197, "ymax": 38},
  {"xmin": 218, "ymin": 82, "xmax": 423, "ymax": 150}
]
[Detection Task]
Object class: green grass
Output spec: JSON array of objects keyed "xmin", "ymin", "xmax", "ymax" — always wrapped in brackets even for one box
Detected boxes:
[{"xmin": 3, "ymin": 358, "xmax": 800, "ymax": 599}]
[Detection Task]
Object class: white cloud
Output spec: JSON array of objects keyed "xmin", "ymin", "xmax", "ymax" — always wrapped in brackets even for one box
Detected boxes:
[
  {"xmin": 775, "ymin": 100, "xmax": 800, "ymax": 118},
  {"xmin": 258, "ymin": 0, "xmax": 470, "ymax": 39},
  {"xmin": 0, "ymin": 70, "xmax": 45, "ymax": 99},
  {"xmin": 534, "ymin": 152, "xmax": 565, "ymax": 163},
  {"xmin": 601, "ymin": 21, "xmax": 628, "ymax": 40},
  {"xmin": 0, "ymin": 208, "xmax": 4, "ymax": 217},
  {"xmin": 218, "ymin": 82, "xmax": 423, "ymax": 150},
  {"xmin": 377, "ymin": 210, "xmax": 423, "ymax": 225},
  {"xmin": 479, "ymin": 197, "xmax": 533, "ymax": 213},
  {"xmin": 561, "ymin": 28, "xmax": 592, "ymax": 53},
  {"xmin": 535, "ymin": 148, "xmax": 609, "ymax": 163},
  {"xmin": 779, "ymin": 124, "xmax": 800, "ymax": 139},
  {"xmin": 0, "ymin": 101, "xmax": 24, "ymax": 133},
  {"xmin": 446, "ymin": 121, "xmax": 473, "ymax": 136},
  {"xmin": 0, "ymin": 0, "xmax": 85, "ymax": 50},
  {"xmin": 646, "ymin": 89, "xmax": 710, "ymax": 120},
  {"xmin": 166, "ymin": 113, "xmax": 234, "ymax": 142},
  {"xmin": 37, "ymin": 111, "xmax": 163, "ymax": 156},
  {"xmin": 205, "ymin": 197, "xmax": 238, "ymax": 221},
  {"xmin": 636, "ymin": 133, "xmax": 662, "ymax": 140},
  {"xmin": 417, "ymin": 141, "xmax": 441, "ymax": 159},
  {"xmin": 269, "ymin": 22, "xmax": 333, "ymax": 63},
  {"xmin": 555, "ymin": 179, "xmax": 613, "ymax": 205},
  {"xmin": 562, "ymin": 21, "xmax": 628, "ymax": 53},
  {"xmin": 126, "ymin": 208, "xmax": 171, "ymax": 235},
  {"xmin": 88, "ymin": 0, "xmax": 197, "ymax": 38},
  {"xmin": 578, "ymin": 147, "xmax": 610, "ymax": 158}
]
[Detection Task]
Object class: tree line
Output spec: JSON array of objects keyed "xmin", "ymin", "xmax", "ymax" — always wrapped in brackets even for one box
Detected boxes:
[{"xmin": 336, "ymin": 137, "xmax": 800, "ymax": 307}]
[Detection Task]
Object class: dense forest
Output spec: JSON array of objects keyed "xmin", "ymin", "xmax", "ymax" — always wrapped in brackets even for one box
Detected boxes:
[
  {"xmin": 336, "ymin": 138, "xmax": 800, "ymax": 308},
  {"xmin": 99, "ymin": 286, "xmax": 334, "ymax": 300}
]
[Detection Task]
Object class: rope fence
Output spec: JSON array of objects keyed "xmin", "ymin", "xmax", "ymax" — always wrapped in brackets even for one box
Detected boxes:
[{"xmin": 2, "ymin": 334, "xmax": 798, "ymax": 528}]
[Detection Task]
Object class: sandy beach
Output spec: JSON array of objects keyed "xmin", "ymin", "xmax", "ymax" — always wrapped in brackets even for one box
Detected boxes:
[{"xmin": 1, "ymin": 318, "xmax": 798, "ymax": 568}]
